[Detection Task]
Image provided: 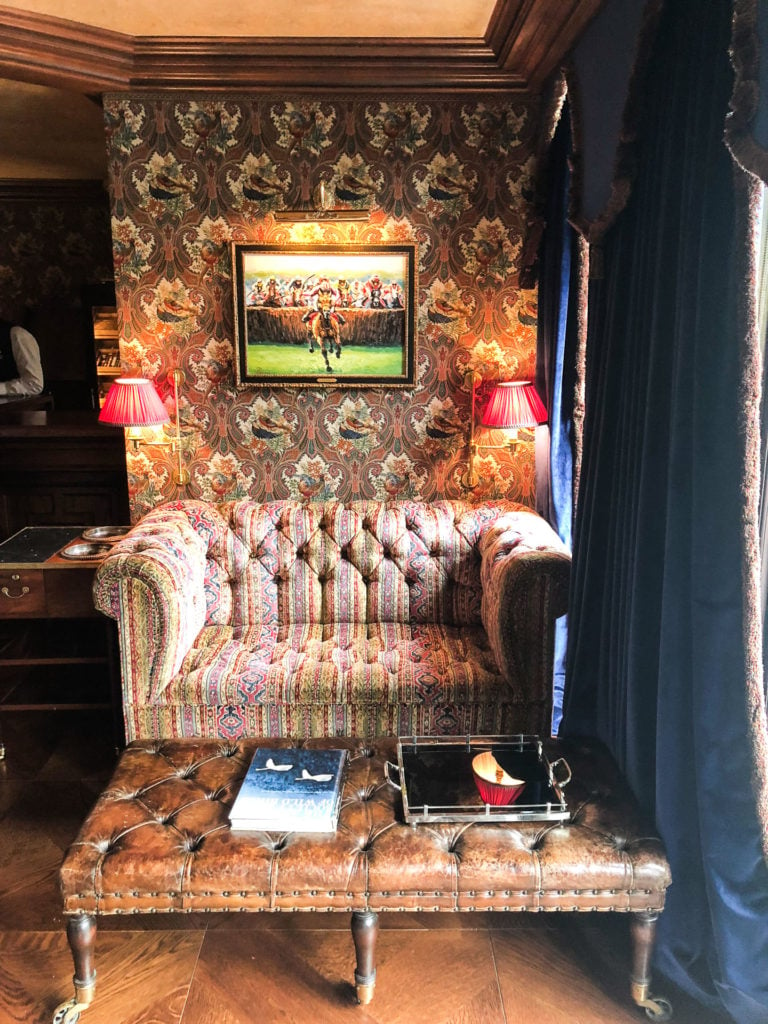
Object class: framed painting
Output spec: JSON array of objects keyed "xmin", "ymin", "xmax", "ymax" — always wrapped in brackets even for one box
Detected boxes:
[{"xmin": 232, "ymin": 242, "xmax": 417, "ymax": 387}]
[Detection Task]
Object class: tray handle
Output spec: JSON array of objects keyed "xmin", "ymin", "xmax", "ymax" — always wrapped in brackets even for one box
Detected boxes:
[
  {"xmin": 384, "ymin": 760, "xmax": 402, "ymax": 791},
  {"xmin": 549, "ymin": 757, "xmax": 572, "ymax": 790}
]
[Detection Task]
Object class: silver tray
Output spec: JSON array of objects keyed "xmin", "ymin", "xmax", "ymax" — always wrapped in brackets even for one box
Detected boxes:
[
  {"xmin": 386, "ymin": 734, "xmax": 571, "ymax": 825},
  {"xmin": 81, "ymin": 526, "xmax": 131, "ymax": 542},
  {"xmin": 58, "ymin": 541, "xmax": 113, "ymax": 560}
]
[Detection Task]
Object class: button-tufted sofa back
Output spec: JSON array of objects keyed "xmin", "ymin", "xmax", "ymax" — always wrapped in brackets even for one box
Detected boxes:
[
  {"xmin": 94, "ymin": 496, "xmax": 571, "ymax": 740},
  {"xmin": 164, "ymin": 497, "xmax": 523, "ymax": 629}
]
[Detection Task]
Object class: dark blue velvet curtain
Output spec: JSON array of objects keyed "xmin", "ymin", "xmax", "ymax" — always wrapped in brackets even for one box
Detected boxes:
[
  {"xmin": 535, "ymin": 105, "xmax": 576, "ymax": 733},
  {"xmin": 561, "ymin": 0, "xmax": 768, "ymax": 1020}
]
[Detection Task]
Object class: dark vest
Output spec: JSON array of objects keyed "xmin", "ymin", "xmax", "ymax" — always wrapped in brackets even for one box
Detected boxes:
[{"xmin": 0, "ymin": 321, "xmax": 19, "ymax": 383}]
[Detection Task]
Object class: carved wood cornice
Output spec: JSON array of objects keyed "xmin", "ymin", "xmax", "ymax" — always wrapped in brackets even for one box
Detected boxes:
[
  {"xmin": 487, "ymin": 0, "xmax": 608, "ymax": 86},
  {"xmin": 0, "ymin": 1, "xmax": 604, "ymax": 96},
  {"xmin": 128, "ymin": 38, "xmax": 520, "ymax": 95},
  {"xmin": 0, "ymin": 7, "xmax": 132, "ymax": 91}
]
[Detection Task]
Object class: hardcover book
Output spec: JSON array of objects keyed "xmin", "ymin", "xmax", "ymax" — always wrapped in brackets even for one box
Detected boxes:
[{"xmin": 229, "ymin": 747, "xmax": 348, "ymax": 833}]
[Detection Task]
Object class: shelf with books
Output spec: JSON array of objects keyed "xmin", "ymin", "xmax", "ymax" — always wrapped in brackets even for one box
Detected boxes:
[{"xmin": 91, "ymin": 305, "xmax": 121, "ymax": 407}]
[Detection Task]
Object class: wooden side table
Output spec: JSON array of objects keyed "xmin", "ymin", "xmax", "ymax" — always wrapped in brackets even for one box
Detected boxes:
[{"xmin": 0, "ymin": 525, "xmax": 125, "ymax": 759}]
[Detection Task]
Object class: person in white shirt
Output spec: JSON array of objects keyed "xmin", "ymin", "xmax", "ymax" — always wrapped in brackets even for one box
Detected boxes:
[{"xmin": 0, "ymin": 319, "xmax": 44, "ymax": 399}]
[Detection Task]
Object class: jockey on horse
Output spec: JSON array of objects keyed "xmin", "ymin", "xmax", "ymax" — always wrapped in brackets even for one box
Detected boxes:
[{"xmin": 301, "ymin": 278, "xmax": 346, "ymax": 372}]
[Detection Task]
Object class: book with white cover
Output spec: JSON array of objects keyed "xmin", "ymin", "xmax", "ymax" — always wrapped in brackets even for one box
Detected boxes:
[{"xmin": 229, "ymin": 747, "xmax": 348, "ymax": 832}]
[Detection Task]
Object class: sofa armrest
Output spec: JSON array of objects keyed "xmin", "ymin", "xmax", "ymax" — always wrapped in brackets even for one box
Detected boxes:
[
  {"xmin": 93, "ymin": 511, "xmax": 208, "ymax": 704},
  {"xmin": 480, "ymin": 511, "xmax": 571, "ymax": 736}
]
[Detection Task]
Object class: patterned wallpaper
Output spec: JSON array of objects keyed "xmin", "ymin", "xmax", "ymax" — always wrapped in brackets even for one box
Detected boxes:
[{"xmin": 103, "ymin": 95, "xmax": 544, "ymax": 517}]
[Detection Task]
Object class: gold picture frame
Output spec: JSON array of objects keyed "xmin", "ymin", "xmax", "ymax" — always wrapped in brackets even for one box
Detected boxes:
[{"xmin": 232, "ymin": 242, "xmax": 416, "ymax": 388}]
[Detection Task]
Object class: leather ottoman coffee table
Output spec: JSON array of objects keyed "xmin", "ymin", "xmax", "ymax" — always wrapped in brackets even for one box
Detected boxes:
[{"xmin": 55, "ymin": 736, "xmax": 673, "ymax": 1023}]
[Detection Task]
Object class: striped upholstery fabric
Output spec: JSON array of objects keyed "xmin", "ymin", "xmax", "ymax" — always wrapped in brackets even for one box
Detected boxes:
[{"xmin": 94, "ymin": 499, "xmax": 570, "ymax": 741}]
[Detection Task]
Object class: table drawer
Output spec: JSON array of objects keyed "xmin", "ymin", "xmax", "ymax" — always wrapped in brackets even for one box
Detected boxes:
[
  {"xmin": 44, "ymin": 568, "xmax": 99, "ymax": 618},
  {"xmin": 0, "ymin": 569, "xmax": 45, "ymax": 617}
]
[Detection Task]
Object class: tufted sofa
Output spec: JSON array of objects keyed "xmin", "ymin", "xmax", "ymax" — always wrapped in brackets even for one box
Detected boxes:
[{"xmin": 93, "ymin": 498, "xmax": 570, "ymax": 742}]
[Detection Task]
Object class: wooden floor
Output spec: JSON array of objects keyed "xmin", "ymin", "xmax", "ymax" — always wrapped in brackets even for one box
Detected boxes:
[{"xmin": 0, "ymin": 710, "xmax": 728, "ymax": 1024}]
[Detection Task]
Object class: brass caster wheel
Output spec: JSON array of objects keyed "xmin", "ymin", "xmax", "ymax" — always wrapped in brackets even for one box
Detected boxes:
[
  {"xmin": 52, "ymin": 997, "xmax": 87, "ymax": 1024},
  {"xmin": 355, "ymin": 983, "xmax": 374, "ymax": 1006},
  {"xmin": 641, "ymin": 996, "xmax": 674, "ymax": 1021}
]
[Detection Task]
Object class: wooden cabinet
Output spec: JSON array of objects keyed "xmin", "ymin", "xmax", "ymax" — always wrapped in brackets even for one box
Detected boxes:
[
  {"xmin": 0, "ymin": 410, "xmax": 130, "ymax": 542},
  {"xmin": 0, "ymin": 526, "xmax": 125, "ymax": 757}
]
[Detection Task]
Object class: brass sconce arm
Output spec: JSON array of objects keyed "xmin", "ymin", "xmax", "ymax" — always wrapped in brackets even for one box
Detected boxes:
[
  {"xmin": 170, "ymin": 368, "xmax": 190, "ymax": 487},
  {"xmin": 461, "ymin": 369, "xmax": 482, "ymax": 490}
]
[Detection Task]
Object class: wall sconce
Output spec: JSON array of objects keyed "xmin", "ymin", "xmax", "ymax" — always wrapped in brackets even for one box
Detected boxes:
[
  {"xmin": 274, "ymin": 181, "xmax": 369, "ymax": 222},
  {"xmin": 99, "ymin": 373, "xmax": 189, "ymax": 486},
  {"xmin": 462, "ymin": 371, "xmax": 547, "ymax": 490},
  {"xmin": 168, "ymin": 368, "xmax": 191, "ymax": 486},
  {"xmin": 98, "ymin": 377, "xmax": 169, "ymax": 449}
]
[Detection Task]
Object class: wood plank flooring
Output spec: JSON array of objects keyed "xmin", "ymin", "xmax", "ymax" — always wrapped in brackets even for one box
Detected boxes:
[{"xmin": 0, "ymin": 710, "xmax": 729, "ymax": 1024}]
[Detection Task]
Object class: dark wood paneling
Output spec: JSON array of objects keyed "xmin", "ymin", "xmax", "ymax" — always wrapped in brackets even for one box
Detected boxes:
[
  {"xmin": 0, "ymin": 179, "xmax": 108, "ymax": 203},
  {"xmin": 0, "ymin": 411, "xmax": 130, "ymax": 541},
  {"xmin": 0, "ymin": 1, "xmax": 605, "ymax": 95}
]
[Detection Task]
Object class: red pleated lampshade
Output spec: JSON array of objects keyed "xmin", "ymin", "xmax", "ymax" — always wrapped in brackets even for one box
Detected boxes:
[
  {"xmin": 98, "ymin": 378, "xmax": 170, "ymax": 427},
  {"xmin": 481, "ymin": 381, "xmax": 547, "ymax": 429}
]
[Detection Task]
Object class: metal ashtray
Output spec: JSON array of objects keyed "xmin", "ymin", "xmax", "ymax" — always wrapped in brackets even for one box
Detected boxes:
[
  {"xmin": 58, "ymin": 541, "xmax": 113, "ymax": 560},
  {"xmin": 81, "ymin": 526, "xmax": 131, "ymax": 542}
]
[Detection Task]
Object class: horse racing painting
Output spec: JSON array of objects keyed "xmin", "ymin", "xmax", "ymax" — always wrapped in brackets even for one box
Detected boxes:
[{"xmin": 232, "ymin": 242, "xmax": 416, "ymax": 387}]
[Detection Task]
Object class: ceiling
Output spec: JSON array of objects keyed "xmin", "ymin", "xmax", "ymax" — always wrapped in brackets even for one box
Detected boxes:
[
  {"xmin": 0, "ymin": 0, "xmax": 605, "ymax": 179},
  {"xmin": 1, "ymin": 0, "xmax": 498, "ymax": 38}
]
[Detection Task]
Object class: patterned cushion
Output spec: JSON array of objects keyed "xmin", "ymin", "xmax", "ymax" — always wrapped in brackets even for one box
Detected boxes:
[
  {"xmin": 163, "ymin": 621, "xmax": 506, "ymax": 708},
  {"xmin": 94, "ymin": 498, "xmax": 571, "ymax": 741},
  {"xmin": 187, "ymin": 498, "xmax": 510, "ymax": 629}
]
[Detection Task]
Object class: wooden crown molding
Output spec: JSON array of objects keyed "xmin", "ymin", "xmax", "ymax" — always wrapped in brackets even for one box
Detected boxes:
[
  {"xmin": 0, "ymin": 7, "xmax": 132, "ymax": 91},
  {"xmin": 128, "ymin": 38, "xmax": 521, "ymax": 95},
  {"xmin": 0, "ymin": 1, "xmax": 604, "ymax": 95},
  {"xmin": 487, "ymin": 0, "xmax": 605, "ymax": 89}
]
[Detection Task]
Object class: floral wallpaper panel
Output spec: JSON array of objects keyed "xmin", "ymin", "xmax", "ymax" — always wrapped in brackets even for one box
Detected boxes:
[{"xmin": 103, "ymin": 95, "xmax": 543, "ymax": 516}]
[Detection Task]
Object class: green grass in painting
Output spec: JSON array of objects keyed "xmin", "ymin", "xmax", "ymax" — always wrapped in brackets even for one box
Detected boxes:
[{"xmin": 247, "ymin": 343, "xmax": 405, "ymax": 378}]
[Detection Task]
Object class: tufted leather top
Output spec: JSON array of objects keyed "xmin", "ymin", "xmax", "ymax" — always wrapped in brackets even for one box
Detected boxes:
[{"xmin": 60, "ymin": 737, "xmax": 670, "ymax": 917}]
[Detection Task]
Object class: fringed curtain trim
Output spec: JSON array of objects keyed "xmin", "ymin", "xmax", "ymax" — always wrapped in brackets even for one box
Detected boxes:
[
  {"xmin": 571, "ymin": 233, "xmax": 589, "ymax": 515},
  {"xmin": 538, "ymin": 70, "xmax": 569, "ymax": 149},
  {"xmin": 566, "ymin": 0, "xmax": 664, "ymax": 244},
  {"xmin": 518, "ymin": 75, "xmax": 569, "ymax": 289},
  {"xmin": 735, "ymin": 166, "xmax": 768, "ymax": 853},
  {"xmin": 726, "ymin": 0, "xmax": 768, "ymax": 182}
]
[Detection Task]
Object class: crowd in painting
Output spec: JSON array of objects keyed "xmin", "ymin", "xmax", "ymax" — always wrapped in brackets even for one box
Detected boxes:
[{"xmin": 246, "ymin": 274, "xmax": 404, "ymax": 311}]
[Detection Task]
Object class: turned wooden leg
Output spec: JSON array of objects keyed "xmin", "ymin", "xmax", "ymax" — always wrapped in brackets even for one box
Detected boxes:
[
  {"xmin": 629, "ymin": 912, "xmax": 673, "ymax": 1021},
  {"xmin": 52, "ymin": 914, "xmax": 97, "ymax": 1023},
  {"xmin": 69, "ymin": 914, "xmax": 97, "ymax": 1004},
  {"xmin": 351, "ymin": 910, "xmax": 378, "ymax": 1005}
]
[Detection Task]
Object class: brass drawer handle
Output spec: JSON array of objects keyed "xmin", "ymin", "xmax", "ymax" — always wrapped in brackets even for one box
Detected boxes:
[{"xmin": 1, "ymin": 574, "xmax": 30, "ymax": 600}]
